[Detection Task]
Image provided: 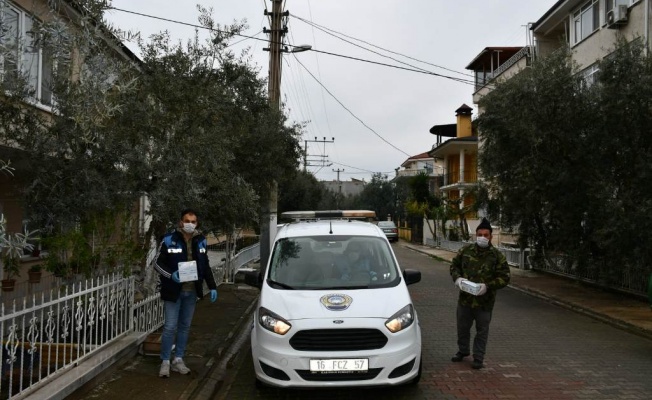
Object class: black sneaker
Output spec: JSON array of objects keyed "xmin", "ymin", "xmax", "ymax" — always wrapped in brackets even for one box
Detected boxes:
[
  {"xmin": 451, "ymin": 352, "xmax": 469, "ymax": 362},
  {"xmin": 471, "ymin": 359, "xmax": 484, "ymax": 369}
]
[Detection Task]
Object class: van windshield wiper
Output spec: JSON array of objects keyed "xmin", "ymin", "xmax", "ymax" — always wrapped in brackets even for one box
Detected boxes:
[{"xmin": 268, "ymin": 280, "xmax": 295, "ymax": 290}]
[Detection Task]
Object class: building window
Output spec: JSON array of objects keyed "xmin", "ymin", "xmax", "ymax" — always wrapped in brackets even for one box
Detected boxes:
[
  {"xmin": 580, "ymin": 63, "xmax": 600, "ymax": 86},
  {"xmin": 573, "ymin": 0, "xmax": 600, "ymax": 45},
  {"xmin": 0, "ymin": 1, "xmax": 53, "ymax": 106},
  {"xmin": 474, "ymin": 69, "xmax": 491, "ymax": 90}
]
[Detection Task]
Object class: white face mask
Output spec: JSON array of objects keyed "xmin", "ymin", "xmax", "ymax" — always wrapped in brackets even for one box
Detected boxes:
[
  {"xmin": 182, "ymin": 223, "xmax": 196, "ymax": 233},
  {"xmin": 476, "ymin": 236, "xmax": 490, "ymax": 248}
]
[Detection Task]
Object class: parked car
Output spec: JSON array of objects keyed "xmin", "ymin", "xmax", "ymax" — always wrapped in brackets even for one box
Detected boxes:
[
  {"xmin": 377, "ymin": 221, "xmax": 398, "ymax": 242},
  {"xmin": 245, "ymin": 210, "xmax": 422, "ymax": 388}
]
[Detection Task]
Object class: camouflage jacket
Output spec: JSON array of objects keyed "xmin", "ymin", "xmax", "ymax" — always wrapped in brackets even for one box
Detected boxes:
[{"xmin": 450, "ymin": 244, "xmax": 510, "ymax": 310}]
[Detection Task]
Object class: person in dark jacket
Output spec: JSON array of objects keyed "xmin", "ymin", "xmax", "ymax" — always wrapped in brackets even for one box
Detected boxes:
[
  {"xmin": 449, "ymin": 218, "xmax": 510, "ymax": 370},
  {"xmin": 154, "ymin": 208, "xmax": 218, "ymax": 378}
]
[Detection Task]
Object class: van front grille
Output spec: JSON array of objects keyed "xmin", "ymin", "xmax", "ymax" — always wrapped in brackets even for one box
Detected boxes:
[{"xmin": 289, "ymin": 328, "xmax": 388, "ymax": 351}]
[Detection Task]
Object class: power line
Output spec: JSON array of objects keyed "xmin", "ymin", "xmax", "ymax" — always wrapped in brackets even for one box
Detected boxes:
[
  {"xmin": 107, "ymin": 6, "xmax": 480, "ymax": 87},
  {"xmin": 331, "ymin": 161, "xmax": 390, "ymax": 175},
  {"xmin": 293, "ymin": 54, "xmax": 411, "ymax": 157},
  {"xmin": 302, "ymin": 4, "xmax": 334, "ymax": 141},
  {"xmin": 108, "ymin": 6, "xmax": 268, "ymax": 43},
  {"xmin": 292, "ymin": 13, "xmax": 474, "ymax": 79},
  {"xmin": 308, "ymin": 48, "xmax": 476, "ymax": 86}
]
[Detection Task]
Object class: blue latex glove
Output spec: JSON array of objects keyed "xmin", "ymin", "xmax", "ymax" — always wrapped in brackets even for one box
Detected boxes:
[
  {"xmin": 171, "ymin": 271, "xmax": 181, "ymax": 283},
  {"xmin": 210, "ymin": 289, "xmax": 218, "ymax": 303}
]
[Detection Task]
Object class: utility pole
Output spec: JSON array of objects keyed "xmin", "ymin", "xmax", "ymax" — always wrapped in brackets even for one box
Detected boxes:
[
  {"xmin": 260, "ymin": 0, "xmax": 286, "ymax": 271},
  {"xmin": 260, "ymin": 1, "xmax": 311, "ymax": 269},
  {"xmin": 333, "ymin": 168, "xmax": 344, "ymax": 209},
  {"xmin": 304, "ymin": 137, "xmax": 334, "ymax": 171}
]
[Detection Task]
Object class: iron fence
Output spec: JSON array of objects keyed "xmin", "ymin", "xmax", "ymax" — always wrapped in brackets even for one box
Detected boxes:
[
  {"xmin": 1, "ymin": 275, "xmax": 135, "ymax": 399},
  {"xmin": 430, "ymin": 238, "xmax": 647, "ymax": 298},
  {"xmin": 0, "ymin": 236, "xmax": 260, "ymax": 398}
]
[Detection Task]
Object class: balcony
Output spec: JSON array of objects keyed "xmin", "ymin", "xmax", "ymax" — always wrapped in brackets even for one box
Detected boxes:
[
  {"xmin": 395, "ymin": 168, "xmax": 441, "ymax": 178},
  {"xmin": 440, "ymin": 169, "xmax": 478, "ymax": 190}
]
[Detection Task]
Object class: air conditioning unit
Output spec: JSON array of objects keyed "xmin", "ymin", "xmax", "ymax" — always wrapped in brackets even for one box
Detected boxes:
[{"xmin": 607, "ymin": 1, "xmax": 629, "ymax": 28}]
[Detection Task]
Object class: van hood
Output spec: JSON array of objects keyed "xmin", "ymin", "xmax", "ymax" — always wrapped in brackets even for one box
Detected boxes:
[{"xmin": 259, "ymin": 286, "xmax": 412, "ymax": 320}]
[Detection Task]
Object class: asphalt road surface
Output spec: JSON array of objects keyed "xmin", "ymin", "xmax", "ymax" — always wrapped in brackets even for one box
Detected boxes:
[{"xmin": 216, "ymin": 244, "xmax": 652, "ymax": 400}]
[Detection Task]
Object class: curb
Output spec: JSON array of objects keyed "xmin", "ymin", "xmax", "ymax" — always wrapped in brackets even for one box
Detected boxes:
[
  {"xmin": 186, "ymin": 288, "xmax": 258, "ymax": 400},
  {"xmin": 405, "ymin": 244, "xmax": 652, "ymax": 341},
  {"xmin": 507, "ymin": 284, "xmax": 652, "ymax": 341}
]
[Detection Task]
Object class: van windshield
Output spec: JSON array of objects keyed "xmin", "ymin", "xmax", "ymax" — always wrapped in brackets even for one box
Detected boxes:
[{"xmin": 268, "ymin": 235, "xmax": 400, "ymax": 290}]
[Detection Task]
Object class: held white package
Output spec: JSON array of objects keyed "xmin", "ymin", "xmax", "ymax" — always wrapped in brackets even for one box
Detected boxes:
[
  {"xmin": 177, "ymin": 261, "xmax": 198, "ymax": 282},
  {"xmin": 460, "ymin": 280, "xmax": 481, "ymax": 296}
]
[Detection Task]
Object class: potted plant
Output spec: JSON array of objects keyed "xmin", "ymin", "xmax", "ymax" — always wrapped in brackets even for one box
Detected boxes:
[
  {"xmin": 28, "ymin": 264, "xmax": 43, "ymax": 283},
  {"xmin": 1, "ymin": 213, "xmax": 39, "ymax": 291},
  {"xmin": 1, "ymin": 252, "xmax": 21, "ymax": 291}
]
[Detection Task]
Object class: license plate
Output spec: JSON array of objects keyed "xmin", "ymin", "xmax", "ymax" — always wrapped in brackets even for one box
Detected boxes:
[{"xmin": 309, "ymin": 358, "xmax": 368, "ymax": 372}]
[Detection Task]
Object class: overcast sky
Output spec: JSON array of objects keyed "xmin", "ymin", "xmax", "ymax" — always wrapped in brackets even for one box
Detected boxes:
[{"xmin": 105, "ymin": 0, "xmax": 558, "ymax": 183}]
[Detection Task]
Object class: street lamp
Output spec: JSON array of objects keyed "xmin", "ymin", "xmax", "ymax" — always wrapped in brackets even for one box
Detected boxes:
[{"xmin": 288, "ymin": 44, "xmax": 312, "ymax": 53}]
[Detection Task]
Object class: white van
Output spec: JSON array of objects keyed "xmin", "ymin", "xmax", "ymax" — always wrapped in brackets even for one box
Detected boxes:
[{"xmin": 245, "ymin": 210, "xmax": 422, "ymax": 388}]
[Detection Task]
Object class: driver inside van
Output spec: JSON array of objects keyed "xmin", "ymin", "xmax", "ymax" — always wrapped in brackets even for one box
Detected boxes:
[{"xmin": 337, "ymin": 241, "xmax": 377, "ymax": 282}]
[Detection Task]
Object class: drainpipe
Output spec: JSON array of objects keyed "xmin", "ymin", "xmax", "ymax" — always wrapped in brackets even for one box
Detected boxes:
[{"xmin": 646, "ymin": 0, "xmax": 650, "ymax": 56}]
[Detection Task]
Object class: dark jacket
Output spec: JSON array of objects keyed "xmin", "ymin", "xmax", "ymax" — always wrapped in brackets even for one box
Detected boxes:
[
  {"xmin": 450, "ymin": 243, "xmax": 510, "ymax": 311},
  {"xmin": 154, "ymin": 229, "xmax": 217, "ymax": 302}
]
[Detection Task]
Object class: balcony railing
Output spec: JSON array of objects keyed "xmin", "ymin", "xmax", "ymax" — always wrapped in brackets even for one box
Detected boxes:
[
  {"xmin": 474, "ymin": 46, "xmax": 532, "ymax": 92},
  {"xmin": 443, "ymin": 169, "xmax": 477, "ymax": 186}
]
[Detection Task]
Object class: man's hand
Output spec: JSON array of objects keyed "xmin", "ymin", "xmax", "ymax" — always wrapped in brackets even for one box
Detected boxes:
[
  {"xmin": 476, "ymin": 283, "xmax": 487, "ymax": 296},
  {"xmin": 210, "ymin": 289, "xmax": 218, "ymax": 303},
  {"xmin": 455, "ymin": 277, "xmax": 465, "ymax": 289},
  {"xmin": 172, "ymin": 271, "xmax": 181, "ymax": 283}
]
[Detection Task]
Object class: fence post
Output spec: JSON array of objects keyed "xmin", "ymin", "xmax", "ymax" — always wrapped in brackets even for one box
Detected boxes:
[{"xmin": 129, "ymin": 275, "xmax": 135, "ymax": 331}]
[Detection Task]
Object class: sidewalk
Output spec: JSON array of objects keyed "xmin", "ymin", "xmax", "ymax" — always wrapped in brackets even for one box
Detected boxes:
[
  {"xmin": 403, "ymin": 242, "xmax": 652, "ymax": 340},
  {"xmin": 66, "ymin": 242, "xmax": 652, "ymax": 400},
  {"xmin": 66, "ymin": 281, "xmax": 260, "ymax": 400}
]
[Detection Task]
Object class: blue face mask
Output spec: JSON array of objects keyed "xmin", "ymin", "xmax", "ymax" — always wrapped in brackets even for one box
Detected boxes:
[{"xmin": 476, "ymin": 236, "xmax": 489, "ymax": 248}]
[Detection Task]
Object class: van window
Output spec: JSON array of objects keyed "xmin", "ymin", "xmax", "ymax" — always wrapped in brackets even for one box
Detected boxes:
[{"xmin": 268, "ymin": 236, "xmax": 399, "ymax": 289}]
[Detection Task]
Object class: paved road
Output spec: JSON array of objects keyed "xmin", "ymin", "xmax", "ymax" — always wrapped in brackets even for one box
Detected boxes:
[{"xmin": 216, "ymin": 244, "xmax": 652, "ymax": 400}]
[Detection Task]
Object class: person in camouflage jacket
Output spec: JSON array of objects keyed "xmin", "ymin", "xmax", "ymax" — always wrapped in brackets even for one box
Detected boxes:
[{"xmin": 449, "ymin": 218, "xmax": 510, "ymax": 369}]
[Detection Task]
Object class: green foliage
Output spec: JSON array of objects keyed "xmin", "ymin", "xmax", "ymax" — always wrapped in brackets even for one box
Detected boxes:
[
  {"xmin": 355, "ymin": 173, "xmax": 397, "ymax": 220},
  {"xmin": 477, "ymin": 38, "xmax": 652, "ymax": 282},
  {"xmin": 0, "ymin": 1, "xmax": 303, "ymax": 275},
  {"xmin": 279, "ymin": 170, "xmax": 325, "ymax": 213},
  {"xmin": 1, "ymin": 213, "xmax": 39, "ymax": 279}
]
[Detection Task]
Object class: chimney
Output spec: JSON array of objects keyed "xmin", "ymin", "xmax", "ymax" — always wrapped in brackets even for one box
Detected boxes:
[{"xmin": 455, "ymin": 104, "xmax": 473, "ymax": 138}]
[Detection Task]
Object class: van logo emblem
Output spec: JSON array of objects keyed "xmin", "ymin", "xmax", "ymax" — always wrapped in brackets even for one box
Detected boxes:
[{"xmin": 320, "ymin": 294, "xmax": 352, "ymax": 311}]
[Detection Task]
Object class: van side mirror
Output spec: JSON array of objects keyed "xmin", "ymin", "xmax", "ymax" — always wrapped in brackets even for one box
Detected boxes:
[
  {"xmin": 244, "ymin": 270, "xmax": 262, "ymax": 289},
  {"xmin": 403, "ymin": 269, "xmax": 421, "ymax": 285}
]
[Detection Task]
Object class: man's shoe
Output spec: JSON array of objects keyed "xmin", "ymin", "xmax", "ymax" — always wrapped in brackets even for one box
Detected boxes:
[
  {"xmin": 472, "ymin": 359, "xmax": 484, "ymax": 369},
  {"xmin": 451, "ymin": 352, "xmax": 469, "ymax": 362},
  {"xmin": 171, "ymin": 358, "xmax": 191, "ymax": 374},
  {"xmin": 159, "ymin": 361, "xmax": 170, "ymax": 378}
]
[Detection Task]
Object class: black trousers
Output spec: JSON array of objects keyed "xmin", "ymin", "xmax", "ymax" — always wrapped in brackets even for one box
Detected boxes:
[{"xmin": 456, "ymin": 304, "xmax": 492, "ymax": 361}]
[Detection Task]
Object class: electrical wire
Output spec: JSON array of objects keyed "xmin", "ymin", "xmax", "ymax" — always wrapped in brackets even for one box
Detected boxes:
[
  {"xmin": 292, "ymin": 14, "xmax": 472, "ymax": 80},
  {"xmin": 292, "ymin": 13, "xmax": 474, "ymax": 78},
  {"xmin": 308, "ymin": 48, "xmax": 477, "ymax": 86},
  {"xmin": 304, "ymin": 2, "xmax": 334, "ymax": 141},
  {"xmin": 107, "ymin": 6, "xmax": 481, "ymax": 87},
  {"xmin": 292, "ymin": 54, "xmax": 411, "ymax": 157}
]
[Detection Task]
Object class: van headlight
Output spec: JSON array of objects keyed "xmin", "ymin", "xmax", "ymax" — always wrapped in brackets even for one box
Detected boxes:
[
  {"xmin": 385, "ymin": 304, "xmax": 415, "ymax": 333},
  {"xmin": 258, "ymin": 307, "xmax": 292, "ymax": 335}
]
